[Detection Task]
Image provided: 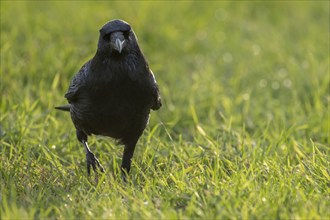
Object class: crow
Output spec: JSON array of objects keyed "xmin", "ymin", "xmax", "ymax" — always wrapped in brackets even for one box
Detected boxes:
[{"xmin": 55, "ymin": 19, "xmax": 162, "ymax": 180}]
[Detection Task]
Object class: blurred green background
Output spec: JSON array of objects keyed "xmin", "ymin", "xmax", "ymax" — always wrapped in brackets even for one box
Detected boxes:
[{"xmin": 1, "ymin": 1, "xmax": 329, "ymax": 219}]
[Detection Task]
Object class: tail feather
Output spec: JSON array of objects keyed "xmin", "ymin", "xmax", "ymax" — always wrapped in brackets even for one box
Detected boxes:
[{"xmin": 55, "ymin": 104, "xmax": 71, "ymax": 112}]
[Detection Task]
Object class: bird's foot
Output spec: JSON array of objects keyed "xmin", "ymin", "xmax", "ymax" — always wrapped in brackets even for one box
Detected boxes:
[
  {"xmin": 121, "ymin": 166, "xmax": 131, "ymax": 183},
  {"xmin": 121, "ymin": 171, "xmax": 128, "ymax": 183},
  {"xmin": 86, "ymin": 151, "xmax": 105, "ymax": 176}
]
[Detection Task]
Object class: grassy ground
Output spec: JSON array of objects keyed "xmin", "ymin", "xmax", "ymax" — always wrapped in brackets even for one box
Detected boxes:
[{"xmin": 1, "ymin": 1, "xmax": 329, "ymax": 219}]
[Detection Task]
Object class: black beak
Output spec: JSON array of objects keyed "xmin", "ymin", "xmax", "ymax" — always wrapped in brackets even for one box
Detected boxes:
[
  {"xmin": 114, "ymin": 38, "xmax": 125, "ymax": 53},
  {"xmin": 110, "ymin": 31, "xmax": 126, "ymax": 53}
]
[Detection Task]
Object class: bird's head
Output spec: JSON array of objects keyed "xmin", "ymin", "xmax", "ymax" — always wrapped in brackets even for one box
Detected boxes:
[{"xmin": 98, "ymin": 19, "xmax": 138, "ymax": 56}]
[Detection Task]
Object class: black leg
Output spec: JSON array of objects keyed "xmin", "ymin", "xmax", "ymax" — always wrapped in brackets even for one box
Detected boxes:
[
  {"xmin": 83, "ymin": 141, "xmax": 105, "ymax": 175},
  {"xmin": 76, "ymin": 130, "xmax": 104, "ymax": 175},
  {"xmin": 121, "ymin": 139, "xmax": 138, "ymax": 182}
]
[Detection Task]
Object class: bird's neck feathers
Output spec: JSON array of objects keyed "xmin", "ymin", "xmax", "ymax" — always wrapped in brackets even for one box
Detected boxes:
[{"xmin": 92, "ymin": 49, "xmax": 148, "ymax": 81}]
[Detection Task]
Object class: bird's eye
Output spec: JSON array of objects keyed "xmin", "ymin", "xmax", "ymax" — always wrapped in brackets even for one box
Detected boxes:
[
  {"xmin": 103, "ymin": 33, "xmax": 111, "ymax": 42},
  {"xmin": 123, "ymin": 31, "xmax": 130, "ymax": 39}
]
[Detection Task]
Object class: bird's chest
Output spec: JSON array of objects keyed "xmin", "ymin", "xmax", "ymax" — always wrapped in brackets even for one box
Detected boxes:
[
  {"xmin": 88, "ymin": 78, "xmax": 148, "ymax": 113},
  {"xmin": 77, "ymin": 79, "xmax": 149, "ymax": 137}
]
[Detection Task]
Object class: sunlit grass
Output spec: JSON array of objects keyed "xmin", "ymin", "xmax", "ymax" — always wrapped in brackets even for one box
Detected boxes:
[{"xmin": 1, "ymin": 1, "xmax": 329, "ymax": 219}]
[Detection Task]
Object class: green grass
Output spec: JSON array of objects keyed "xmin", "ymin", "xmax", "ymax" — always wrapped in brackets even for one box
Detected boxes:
[{"xmin": 1, "ymin": 1, "xmax": 329, "ymax": 219}]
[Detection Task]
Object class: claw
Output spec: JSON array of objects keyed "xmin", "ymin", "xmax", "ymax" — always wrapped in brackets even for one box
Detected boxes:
[
  {"xmin": 121, "ymin": 173, "xmax": 129, "ymax": 183},
  {"xmin": 82, "ymin": 140, "xmax": 105, "ymax": 176},
  {"xmin": 86, "ymin": 151, "xmax": 104, "ymax": 175},
  {"xmin": 97, "ymin": 161, "xmax": 105, "ymax": 173}
]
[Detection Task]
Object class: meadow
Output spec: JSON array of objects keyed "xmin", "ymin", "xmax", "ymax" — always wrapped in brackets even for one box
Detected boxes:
[{"xmin": 1, "ymin": 1, "xmax": 329, "ymax": 219}]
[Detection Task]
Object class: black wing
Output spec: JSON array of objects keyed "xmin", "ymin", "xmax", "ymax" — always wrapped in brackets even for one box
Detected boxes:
[
  {"xmin": 149, "ymin": 70, "xmax": 162, "ymax": 111},
  {"xmin": 65, "ymin": 61, "xmax": 90, "ymax": 103}
]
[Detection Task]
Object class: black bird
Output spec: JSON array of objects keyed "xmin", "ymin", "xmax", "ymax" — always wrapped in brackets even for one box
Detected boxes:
[{"xmin": 56, "ymin": 19, "xmax": 162, "ymax": 180}]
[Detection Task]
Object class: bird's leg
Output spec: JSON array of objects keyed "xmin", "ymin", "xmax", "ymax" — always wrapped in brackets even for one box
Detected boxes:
[
  {"xmin": 76, "ymin": 130, "xmax": 105, "ymax": 176},
  {"xmin": 121, "ymin": 139, "xmax": 138, "ymax": 182},
  {"xmin": 82, "ymin": 141, "xmax": 105, "ymax": 175}
]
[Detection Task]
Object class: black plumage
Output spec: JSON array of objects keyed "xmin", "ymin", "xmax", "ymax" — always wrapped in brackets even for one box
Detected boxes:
[{"xmin": 56, "ymin": 19, "xmax": 161, "ymax": 180}]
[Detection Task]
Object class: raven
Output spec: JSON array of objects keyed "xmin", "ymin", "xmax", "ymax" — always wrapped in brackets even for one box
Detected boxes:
[{"xmin": 56, "ymin": 19, "xmax": 162, "ymax": 180}]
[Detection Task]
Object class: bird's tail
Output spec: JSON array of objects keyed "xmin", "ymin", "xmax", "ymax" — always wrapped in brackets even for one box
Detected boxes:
[{"xmin": 55, "ymin": 104, "xmax": 71, "ymax": 112}]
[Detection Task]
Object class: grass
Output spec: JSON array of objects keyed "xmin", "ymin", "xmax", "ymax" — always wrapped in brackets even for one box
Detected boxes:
[{"xmin": 1, "ymin": 1, "xmax": 329, "ymax": 219}]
